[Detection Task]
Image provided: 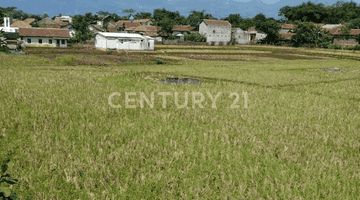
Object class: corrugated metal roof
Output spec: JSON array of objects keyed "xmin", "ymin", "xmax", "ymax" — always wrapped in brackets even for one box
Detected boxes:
[{"xmin": 97, "ymin": 32, "xmax": 145, "ymax": 39}]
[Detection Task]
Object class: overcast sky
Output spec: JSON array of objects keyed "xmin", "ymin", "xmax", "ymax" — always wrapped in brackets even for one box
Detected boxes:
[{"xmin": 2, "ymin": 0, "xmax": 359, "ymax": 19}]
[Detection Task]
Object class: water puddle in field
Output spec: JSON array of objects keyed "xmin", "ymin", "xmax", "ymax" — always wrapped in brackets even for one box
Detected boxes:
[
  {"xmin": 158, "ymin": 78, "xmax": 201, "ymax": 84},
  {"xmin": 323, "ymin": 68, "xmax": 342, "ymax": 72}
]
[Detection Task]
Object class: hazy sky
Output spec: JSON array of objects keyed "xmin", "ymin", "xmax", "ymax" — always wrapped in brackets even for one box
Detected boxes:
[{"xmin": 2, "ymin": 0, "xmax": 359, "ymax": 19}]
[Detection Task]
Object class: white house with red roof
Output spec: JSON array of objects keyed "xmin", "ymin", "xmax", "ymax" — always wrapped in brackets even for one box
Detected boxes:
[{"xmin": 199, "ymin": 19, "xmax": 231, "ymax": 45}]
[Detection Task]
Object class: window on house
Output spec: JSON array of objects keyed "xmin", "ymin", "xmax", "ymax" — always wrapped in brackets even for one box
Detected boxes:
[
  {"xmin": 148, "ymin": 43, "xmax": 150, "ymax": 47},
  {"xmin": 27, "ymin": 39, "xmax": 31, "ymax": 43},
  {"xmin": 213, "ymin": 30, "xmax": 215, "ymax": 33},
  {"xmin": 49, "ymin": 39, "xmax": 52, "ymax": 44},
  {"xmin": 38, "ymin": 39, "xmax": 42, "ymax": 44},
  {"xmin": 61, "ymin": 39, "xmax": 65, "ymax": 44}
]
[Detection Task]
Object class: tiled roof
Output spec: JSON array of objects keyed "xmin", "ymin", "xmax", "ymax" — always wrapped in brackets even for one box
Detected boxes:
[
  {"xmin": 314, "ymin": 23, "xmax": 325, "ymax": 28},
  {"xmin": 55, "ymin": 18, "xmax": 69, "ymax": 26},
  {"xmin": 203, "ymin": 19, "xmax": 231, "ymax": 26},
  {"xmin": 107, "ymin": 26, "xmax": 117, "ymax": 32},
  {"xmin": 11, "ymin": 20, "xmax": 32, "ymax": 28},
  {"xmin": 280, "ymin": 24, "xmax": 297, "ymax": 29},
  {"xmin": 37, "ymin": 17, "xmax": 56, "ymax": 25},
  {"xmin": 134, "ymin": 26, "xmax": 148, "ymax": 32},
  {"xmin": 19, "ymin": 28, "xmax": 70, "ymax": 38},
  {"xmin": 327, "ymin": 25, "xmax": 346, "ymax": 35},
  {"xmin": 24, "ymin": 18, "xmax": 36, "ymax": 24},
  {"xmin": 133, "ymin": 19, "xmax": 152, "ymax": 23},
  {"xmin": 172, "ymin": 25, "xmax": 195, "ymax": 32},
  {"xmin": 115, "ymin": 21, "xmax": 142, "ymax": 29},
  {"xmin": 279, "ymin": 33, "xmax": 296, "ymax": 40},
  {"xmin": 349, "ymin": 29, "xmax": 360, "ymax": 35}
]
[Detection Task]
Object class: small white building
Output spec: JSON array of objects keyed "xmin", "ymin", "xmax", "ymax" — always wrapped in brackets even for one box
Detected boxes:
[
  {"xmin": 95, "ymin": 32, "xmax": 154, "ymax": 50},
  {"xmin": 199, "ymin": 19, "xmax": 231, "ymax": 45},
  {"xmin": 0, "ymin": 17, "xmax": 19, "ymax": 33}
]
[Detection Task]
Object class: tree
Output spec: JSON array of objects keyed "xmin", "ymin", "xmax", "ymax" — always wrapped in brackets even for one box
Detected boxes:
[
  {"xmin": 278, "ymin": 1, "xmax": 329, "ymax": 23},
  {"xmin": 290, "ymin": 21, "xmax": 331, "ymax": 47},
  {"xmin": 121, "ymin": 9, "xmax": 136, "ymax": 18},
  {"xmin": 255, "ymin": 19, "xmax": 282, "ymax": 45},
  {"xmin": 223, "ymin": 13, "xmax": 242, "ymax": 27},
  {"xmin": 253, "ymin": 13, "xmax": 267, "ymax": 22},
  {"xmin": 71, "ymin": 12, "xmax": 97, "ymax": 42},
  {"xmin": 156, "ymin": 17, "xmax": 176, "ymax": 39},
  {"xmin": 153, "ymin": 8, "xmax": 183, "ymax": 26},
  {"xmin": 134, "ymin": 12, "xmax": 152, "ymax": 19},
  {"xmin": 187, "ymin": 10, "xmax": 217, "ymax": 31},
  {"xmin": 42, "ymin": 13, "xmax": 49, "ymax": 19},
  {"xmin": 0, "ymin": 30, "xmax": 10, "ymax": 53},
  {"xmin": 239, "ymin": 18, "xmax": 256, "ymax": 31}
]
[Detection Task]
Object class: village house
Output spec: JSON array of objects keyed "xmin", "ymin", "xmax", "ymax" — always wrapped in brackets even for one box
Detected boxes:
[
  {"xmin": 133, "ymin": 19, "xmax": 153, "ymax": 26},
  {"xmin": 115, "ymin": 21, "xmax": 162, "ymax": 42},
  {"xmin": 328, "ymin": 25, "xmax": 360, "ymax": 46},
  {"xmin": 231, "ymin": 27, "xmax": 250, "ymax": 44},
  {"xmin": 19, "ymin": 28, "xmax": 71, "ymax": 48},
  {"xmin": 199, "ymin": 19, "xmax": 231, "ymax": 45},
  {"xmin": 95, "ymin": 32, "xmax": 154, "ymax": 50},
  {"xmin": 246, "ymin": 26, "xmax": 267, "ymax": 43},
  {"xmin": 172, "ymin": 25, "xmax": 196, "ymax": 40}
]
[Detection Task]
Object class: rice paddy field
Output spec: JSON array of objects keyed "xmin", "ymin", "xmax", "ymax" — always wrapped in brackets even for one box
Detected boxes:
[{"xmin": 0, "ymin": 44, "xmax": 360, "ymax": 199}]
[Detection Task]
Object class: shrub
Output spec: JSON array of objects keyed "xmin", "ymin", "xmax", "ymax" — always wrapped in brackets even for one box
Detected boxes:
[
  {"xmin": 156, "ymin": 59, "xmax": 163, "ymax": 65},
  {"xmin": 327, "ymin": 44, "xmax": 342, "ymax": 49},
  {"xmin": 0, "ymin": 158, "xmax": 19, "ymax": 200},
  {"xmin": 56, "ymin": 55, "xmax": 79, "ymax": 65},
  {"xmin": 345, "ymin": 45, "xmax": 360, "ymax": 50},
  {"xmin": 184, "ymin": 33, "xmax": 206, "ymax": 42},
  {"xmin": 319, "ymin": 41, "xmax": 332, "ymax": 49},
  {"xmin": 107, "ymin": 50, "xmax": 113, "ymax": 54}
]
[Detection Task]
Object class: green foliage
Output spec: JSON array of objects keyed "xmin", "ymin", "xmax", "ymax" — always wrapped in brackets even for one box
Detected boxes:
[
  {"xmin": 222, "ymin": 14, "xmax": 242, "ymax": 27},
  {"xmin": 344, "ymin": 45, "xmax": 360, "ymax": 50},
  {"xmin": 134, "ymin": 12, "xmax": 152, "ymax": 19},
  {"xmin": 290, "ymin": 21, "xmax": 331, "ymax": 47},
  {"xmin": 0, "ymin": 30, "xmax": 10, "ymax": 54},
  {"xmin": 156, "ymin": 17, "xmax": 175, "ymax": 38},
  {"xmin": 107, "ymin": 50, "xmax": 113, "ymax": 54},
  {"xmin": 279, "ymin": 1, "xmax": 360, "ymax": 24},
  {"xmin": 0, "ymin": 158, "xmax": 19, "ymax": 200},
  {"xmin": 255, "ymin": 19, "xmax": 282, "ymax": 45},
  {"xmin": 71, "ymin": 12, "xmax": 97, "ymax": 42},
  {"xmin": 56, "ymin": 55, "xmax": 79, "ymax": 64},
  {"xmin": 327, "ymin": 44, "xmax": 342, "ymax": 49},
  {"xmin": 184, "ymin": 33, "xmax": 206, "ymax": 42},
  {"xmin": 186, "ymin": 10, "xmax": 217, "ymax": 31},
  {"xmin": 156, "ymin": 59, "xmax": 163, "ymax": 65}
]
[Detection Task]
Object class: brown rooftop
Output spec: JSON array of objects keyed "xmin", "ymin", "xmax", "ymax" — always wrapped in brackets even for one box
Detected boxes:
[
  {"xmin": 24, "ymin": 18, "xmax": 36, "ymax": 24},
  {"xmin": 133, "ymin": 19, "xmax": 152, "ymax": 23},
  {"xmin": 280, "ymin": 24, "xmax": 297, "ymax": 29},
  {"xmin": 279, "ymin": 32, "xmax": 296, "ymax": 40},
  {"xmin": 203, "ymin": 19, "xmax": 231, "ymax": 26},
  {"xmin": 11, "ymin": 20, "xmax": 32, "ymax": 28},
  {"xmin": 19, "ymin": 28, "xmax": 70, "ymax": 38},
  {"xmin": 172, "ymin": 25, "xmax": 195, "ymax": 32},
  {"xmin": 115, "ymin": 21, "xmax": 142, "ymax": 29}
]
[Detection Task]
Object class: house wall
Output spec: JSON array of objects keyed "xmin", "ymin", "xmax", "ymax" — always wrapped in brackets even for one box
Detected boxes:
[
  {"xmin": 333, "ymin": 38, "xmax": 359, "ymax": 46},
  {"xmin": 21, "ymin": 37, "xmax": 68, "ymax": 47},
  {"xmin": 95, "ymin": 34, "xmax": 154, "ymax": 50},
  {"xmin": 199, "ymin": 22, "xmax": 231, "ymax": 45},
  {"xmin": 199, "ymin": 22, "xmax": 208, "ymax": 36},
  {"xmin": 232, "ymin": 28, "xmax": 251, "ymax": 44}
]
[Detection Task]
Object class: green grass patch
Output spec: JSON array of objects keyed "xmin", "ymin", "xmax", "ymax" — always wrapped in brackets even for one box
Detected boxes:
[{"xmin": 1, "ymin": 45, "xmax": 360, "ymax": 199}]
